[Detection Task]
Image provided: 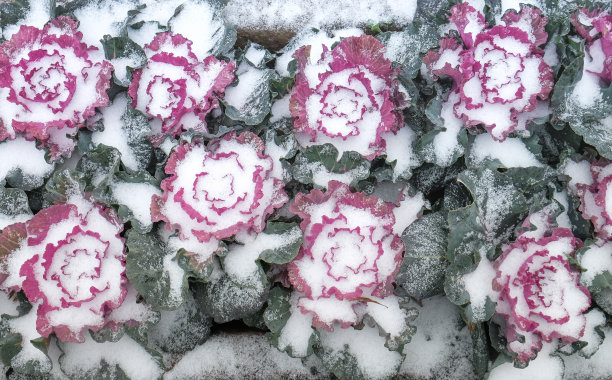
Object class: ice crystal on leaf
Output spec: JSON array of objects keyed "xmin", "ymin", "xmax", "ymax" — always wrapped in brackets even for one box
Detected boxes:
[
  {"xmin": 290, "ymin": 35, "xmax": 406, "ymax": 160},
  {"xmin": 0, "ymin": 197, "xmax": 126, "ymax": 343},
  {"xmin": 128, "ymin": 32, "xmax": 235, "ymax": 145},
  {"xmin": 152, "ymin": 131, "xmax": 288, "ymax": 246},
  {"xmin": 571, "ymin": 8, "xmax": 612, "ymax": 83},
  {"xmin": 493, "ymin": 212, "xmax": 590, "ymax": 364},
  {"xmin": 423, "ymin": 4, "xmax": 553, "ymax": 141},
  {"xmin": 288, "ymin": 181, "xmax": 413, "ymax": 330},
  {"xmin": 0, "ymin": 16, "xmax": 113, "ymax": 160}
]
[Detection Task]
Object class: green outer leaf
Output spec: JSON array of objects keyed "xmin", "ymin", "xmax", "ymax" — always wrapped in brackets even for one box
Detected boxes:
[
  {"xmin": 263, "ymin": 288, "xmax": 319, "ymax": 358},
  {"xmin": 101, "ymin": 35, "xmax": 147, "ymax": 86},
  {"xmin": 377, "ymin": 21, "xmax": 438, "ymax": 78},
  {"xmin": 0, "ymin": 333, "xmax": 21, "ymax": 368},
  {"xmin": 314, "ymin": 340, "xmax": 366, "ymax": 380},
  {"xmin": 258, "ymin": 222, "xmax": 303, "ymax": 264},
  {"xmin": 263, "ymin": 287, "xmax": 292, "ymax": 334},
  {"xmin": 93, "ymin": 170, "xmax": 160, "ymax": 234},
  {"xmin": 471, "ymin": 323, "xmax": 490, "ymax": 378},
  {"xmin": 292, "ymin": 144, "xmax": 371, "ymax": 188},
  {"xmin": 125, "ymin": 229, "xmax": 189, "ymax": 310},
  {"xmin": 43, "ymin": 169, "xmax": 87, "ymax": 207},
  {"xmin": 224, "ymin": 66, "xmax": 276, "ymax": 126},
  {"xmin": 192, "ymin": 270, "xmax": 270, "ymax": 323},
  {"xmin": 444, "ymin": 168, "xmax": 529, "ymax": 322},
  {"xmin": 77, "ymin": 145, "xmax": 121, "ymax": 192},
  {"xmin": 396, "ymin": 212, "xmax": 448, "ymax": 299}
]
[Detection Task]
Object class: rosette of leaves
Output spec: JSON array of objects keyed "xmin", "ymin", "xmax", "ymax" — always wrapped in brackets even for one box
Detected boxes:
[
  {"xmin": 194, "ymin": 221, "xmax": 303, "ymax": 323},
  {"xmin": 224, "ymin": 42, "xmax": 277, "ymax": 125}
]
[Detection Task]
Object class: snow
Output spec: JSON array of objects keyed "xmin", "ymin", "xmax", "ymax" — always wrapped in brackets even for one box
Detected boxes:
[
  {"xmin": 383, "ymin": 126, "xmax": 421, "ymax": 180},
  {"xmin": 489, "ymin": 342, "xmax": 563, "ymax": 380},
  {"xmin": 165, "ymin": 332, "xmax": 326, "ymax": 379},
  {"xmin": 0, "ymin": 291, "xmax": 19, "ymax": 317},
  {"xmin": 562, "ymin": 159, "xmax": 593, "ymax": 192},
  {"xmin": 318, "ymin": 324, "xmax": 404, "ymax": 380},
  {"xmin": 0, "ymin": 137, "xmax": 55, "ymax": 188},
  {"xmin": 277, "ymin": 292, "xmax": 315, "ymax": 357},
  {"xmin": 224, "ymin": 0, "xmax": 417, "ymax": 32},
  {"xmin": 399, "ymin": 296, "xmax": 474, "ymax": 379},
  {"xmin": 224, "ymin": 61, "xmax": 268, "ymax": 110},
  {"xmin": 392, "ymin": 188, "xmax": 424, "ymax": 235},
  {"xmin": 275, "ymin": 28, "xmax": 363, "ymax": 77},
  {"xmin": 224, "ymin": 227, "xmax": 301, "ymax": 283},
  {"xmin": 73, "ymin": 0, "xmax": 138, "ymax": 49},
  {"xmin": 469, "ymin": 134, "xmax": 543, "ymax": 167},
  {"xmin": 564, "ymin": 326, "xmax": 612, "ymax": 379},
  {"xmin": 8, "ymin": 303, "xmax": 52, "ymax": 373},
  {"xmin": 59, "ymin": 332, "xmax": 163, "ymax": 380},
  {"xmin": 270, "ymin": 94, "xmax": 292, "ymax": 122},
  {"xmin": 578, "ymin": 241, "xmax": 612, "ymax": 287},
  {"xmin": 2, "ymin": 0, "xmax": 52, "ymax": 40},
  {"xmin": 92, "ymin": 93, "xmax": 149, "ymax": 171},
  {"xmin": 110, "ymin": 180, "xmax": 161, "ymax": 227},
  {"xmin": 167, "ymin": 1, "xmax": 227, "ymax": 59},
  {"xmin": 427, "ymin": 92, "xmax": 465, "ymax": 167},
  {"xmin": 461, "ymin": 256, "xmax": 497, "ymax": 321}
]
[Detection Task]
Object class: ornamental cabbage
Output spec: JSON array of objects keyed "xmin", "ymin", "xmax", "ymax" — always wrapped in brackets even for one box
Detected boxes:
[
  {"xmin": 493, "ymin": 214, "xmax": 590, "ymax": 363},
  {"xmin": 572, "ymin": 8, "xmax": 612, "ymax": 83},
  {"xmin": 0, "ymin": 16, "xmax": 113, "ymax": 159},
  {"xmin": 290, "ymin": 35, "xmax": 405, "ymax": 160},
  {"xmin": 128, "ymin": 32, "xmax": 235, "ymax": 145},
  {"xmin": 0, "ymin": 198, "xmax": 126, "ymax": 342},
  {"xmin": 423, "ymin": 4, "xmax": 553, "ymax": 141},
  {"xmin": 151, "ymin": 131, "xmax": 288, "ymax": 243},
  {"xmin": 287, "ymin": 181, "xmax": 404, "ymax": 329}
]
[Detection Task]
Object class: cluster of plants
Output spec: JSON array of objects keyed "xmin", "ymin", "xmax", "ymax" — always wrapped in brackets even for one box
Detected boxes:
[{"xmin": 0, "ymin": 0, "xmax": 611, "ymax": 378}]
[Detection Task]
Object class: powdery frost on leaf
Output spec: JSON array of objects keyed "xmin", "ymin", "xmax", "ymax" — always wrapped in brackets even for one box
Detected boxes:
[
  {"xmin": 290, "ymin": 35, "xmax": 405, "ymax": 160},
  {"xmin": 424, "ymin": 4, "xmax": 553, "ymax": 141},
  {"xmin": 0, "ymin": 16, "xmax": 113, "ymax": 159},
  {"xmin": 288, "ymin": 181, "xmax": 420, "ymax": 330},
  {"xmin": 152, "ymin": 131, "xmax": 288, "ymax": 247},
  {"xmin": 0, "ymin": 198, "xmax": 127, "ymax": 342},
  {"xmin": 128, "ymin": 32, "xmax": 235, "ymax": 145}
]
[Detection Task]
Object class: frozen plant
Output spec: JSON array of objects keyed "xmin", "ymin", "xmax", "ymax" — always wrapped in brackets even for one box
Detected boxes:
[
  {"xmin": 288, "ymin": 180, "xmax": 406, "ymax": 329},
  {"xmin": 0, "ymin": 196, "xmax": 126, "ymax": 342},
  {"xmin": 492, "ymin": 211, "xmax": 590, "ymax": 364},
  {"xmin": 128, "ymin": 32, "xmax": 235, "ymax": 145},
  {"xmin": 0, "ymin": 16, "xmax": 113, "ymax": 159},
  {"xmin": 423, "ymin": 4, "xmax": 553, "ymax": 141},
  {"xmin": 571, "ymin": 7, "xmax": 612, "ymax": 83},
  {"xmin": 290, "ymin": 34, "xmax": 406, "ymax": 160},
  {"xmin": 152, "ymin": 131, "xmax": 288, "ymax": 246}
]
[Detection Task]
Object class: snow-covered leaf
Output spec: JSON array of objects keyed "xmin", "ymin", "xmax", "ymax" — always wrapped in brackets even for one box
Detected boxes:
[
  {"xmin": 125, "ymin": 228, "xmax": 189, "ymax": 310},
  {"xmin": 292, "ymin": 144, "xmax": 370, "ymax": 188}
]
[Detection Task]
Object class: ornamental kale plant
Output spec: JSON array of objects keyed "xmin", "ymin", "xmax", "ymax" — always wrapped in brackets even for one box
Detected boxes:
[{"xmin": 0, "ymin": 0, "xmax": 612, "ymax": 379}]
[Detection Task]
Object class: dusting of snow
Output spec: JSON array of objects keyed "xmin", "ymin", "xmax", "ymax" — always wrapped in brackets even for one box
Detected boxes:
[
  {"xmin": 165, "ymin": 332, "xmax": 326, "ymax": 379},
  {"xmin": 224, "ymin": 0, "xmax": 417, "ymax": 32}
]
